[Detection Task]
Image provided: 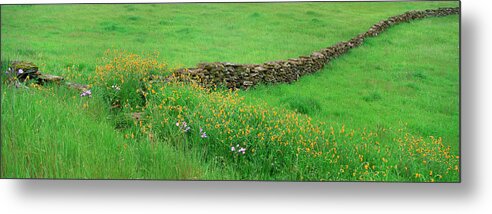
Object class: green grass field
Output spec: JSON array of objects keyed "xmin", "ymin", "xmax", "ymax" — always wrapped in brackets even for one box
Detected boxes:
[
  {"xmin": 1, "ymin": 2, "xmax": 460, "ymax": 181},
  {"xmin": 241, "ymin": 14, "xmax": 460, "ymax": 152}
]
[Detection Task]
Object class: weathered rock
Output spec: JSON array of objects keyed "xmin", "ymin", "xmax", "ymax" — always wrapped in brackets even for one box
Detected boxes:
[
  {"xmin": 65, "ymin": 82, "xmax": 89, "ymax": 91},
  {"xmin": 37, "ymin": 74, "xmax": 64, "ymax": 84}
]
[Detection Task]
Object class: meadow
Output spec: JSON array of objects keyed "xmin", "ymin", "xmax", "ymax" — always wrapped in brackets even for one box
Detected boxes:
[{"xmin": 1, "ymin": 2, "xmax": 460, "ymax": 181}]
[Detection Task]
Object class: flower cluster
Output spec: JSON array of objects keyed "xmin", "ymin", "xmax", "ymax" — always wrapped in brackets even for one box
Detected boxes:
[
  {"xmin": 80, "ymin": 90, "xmax": 92, "ymax": 97},
  {"xmin": 176, "ymin": 121, "xmax": 191, "ymax": 133},
  {"xmin": 91, "ymin": 49, "xmax": 168, "ymax": 109},
  {"xmin": 111, "ymin": 84, "xmax": 121, "ymax": 91},
  {"xmin": 4, "ymin": 67, "xmax": 24, "ymax": 76},
  {"xmin": 200, "ymin": 128, "xmax": 208, "ymax": 138},
  {"xmin": 231, "ymin": 144, "xmax": 246, "ymax": 155}
]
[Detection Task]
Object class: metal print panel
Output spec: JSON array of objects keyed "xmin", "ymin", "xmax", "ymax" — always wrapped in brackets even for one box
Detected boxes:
[{"xmin": 0, "ymin": 1, "xmax": 461, "ymax": 182}]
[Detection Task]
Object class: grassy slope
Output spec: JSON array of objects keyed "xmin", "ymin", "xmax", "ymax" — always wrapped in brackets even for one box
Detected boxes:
[{"xmin": 241, "ymin": 15, "xmax": 460, "ymax": 152}]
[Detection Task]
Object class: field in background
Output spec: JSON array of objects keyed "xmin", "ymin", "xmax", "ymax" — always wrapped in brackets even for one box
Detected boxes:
[
  {"xmin": 1, "ymin": 2, "xmax": 456, "ymax": 71},
  {"xmin": 1, "ymin": 2, "xmax": 460, "ymax": 181}
]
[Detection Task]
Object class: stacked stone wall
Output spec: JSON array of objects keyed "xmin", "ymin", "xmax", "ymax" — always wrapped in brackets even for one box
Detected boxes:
[{"xmin": 174, "ymin": 7, "xmax": 459, "ymax": 89}]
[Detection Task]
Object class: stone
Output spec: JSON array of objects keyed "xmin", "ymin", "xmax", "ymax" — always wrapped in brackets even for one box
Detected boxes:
[
  {"xmin": 37, "ymin": 74, "xmax": 64, "ymax": 84},
  {"xmin": 9, "ymin": 61, "xmax": 40, "ymax": 81},
  {"xmin": 65, "ymin": 82, "xmax": 89, "ymax": 91},
  {"xmin": 132, "ymin": 112, "xmax": 143, "ymax": 121}
]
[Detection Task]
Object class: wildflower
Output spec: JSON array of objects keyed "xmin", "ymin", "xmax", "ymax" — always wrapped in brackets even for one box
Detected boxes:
[
  {"xmin": 176, "ymin": 121, "xmax": 191, "ymax": 132},
  {"xmin": 238, "ymin": 147, "xmax": 246, "ymax": 154},
  {"xmin": 17, "ymin": 69, "xmax": 24, "ymax": 74},
  {"xmin": 111, "ymin": 84, "xmax": 121, "ymax": 91},
  {"xmin": 231, "ymin": 146, "xmax": 235, "ymax": 151},
  {"xmin": 80, "ymin": 90, "xmax": 92, "ymax": 97},
  {"xmin": 200, "ymin": 128, "xmax": 207, "ymax": 138}
]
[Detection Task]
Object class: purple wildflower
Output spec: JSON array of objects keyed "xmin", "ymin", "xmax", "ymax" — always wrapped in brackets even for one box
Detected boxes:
[
  {"xmin": 238, "ymin": 148, "xmax": 246, "ymax": 154},
  {"xmin": 199, "ymin": 127, "xmax": 207, "ymax": 138},
  {"xmin": 80, "ymin": 90, "xmax": 92, "ymax": 98},
  {"xmin": 231, "ymin": 144, "xmax": 246, "ymax": 155},
  {"xmin": 17, "ymin": 69, "xmax": 24, "ymax": 74},
  {"xmin": 176, "ymin": 121, "xmax": 191, "ymax": 133}
]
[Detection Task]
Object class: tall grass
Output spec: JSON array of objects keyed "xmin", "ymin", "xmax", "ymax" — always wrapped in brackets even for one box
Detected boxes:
[{"xmin": 1, "ymin": 83, "xmax": 233, "ymax": 179}]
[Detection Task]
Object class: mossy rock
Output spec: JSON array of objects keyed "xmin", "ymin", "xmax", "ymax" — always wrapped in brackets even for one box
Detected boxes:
[{"xmin": 9, "ymin": 61, "xmax": 40, "ymax": 81}]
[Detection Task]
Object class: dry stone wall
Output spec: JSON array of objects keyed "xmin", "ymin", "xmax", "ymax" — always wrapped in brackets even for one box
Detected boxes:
[{"xmin": 174, "ymin": 7, "xmax": 460, "ymax": 89}]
